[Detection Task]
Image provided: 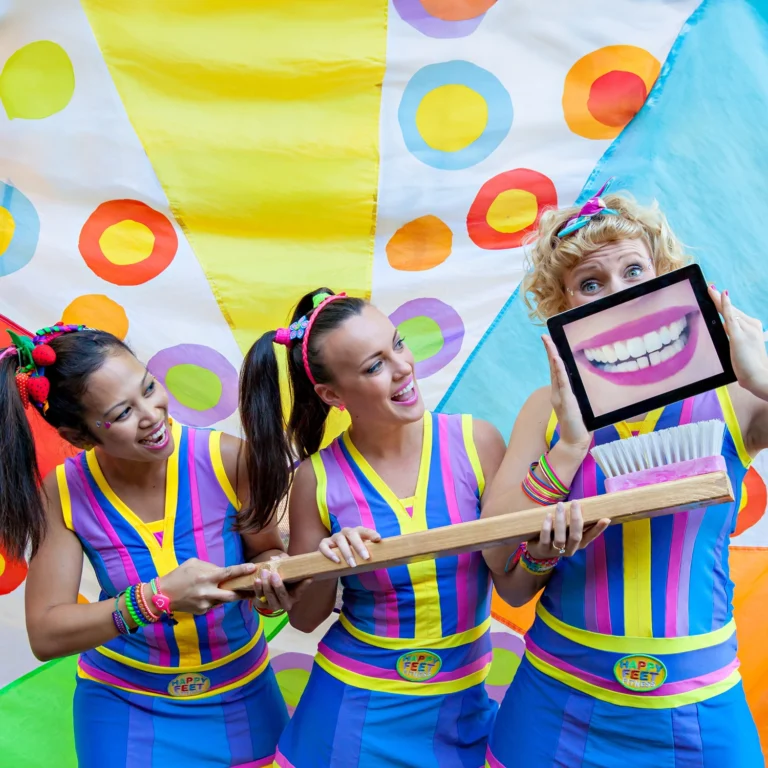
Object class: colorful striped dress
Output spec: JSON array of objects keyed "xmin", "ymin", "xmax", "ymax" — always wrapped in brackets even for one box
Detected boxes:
[
  {"xmin": 57, "ymin": 421, "xmax": 288, "ymax": 767},
  {"xmin": 487, "ymin": 388, "xmax": 763, "ymax": 767},
  {"xmin": 274, "ymin": 411, "xmax": 496, "ymax": 767}
]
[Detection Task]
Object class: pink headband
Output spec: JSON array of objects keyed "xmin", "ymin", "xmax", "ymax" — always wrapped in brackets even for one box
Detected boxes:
[{"xmin": 273, "ymin": 292, "xmax": 348, "ymax": 385}]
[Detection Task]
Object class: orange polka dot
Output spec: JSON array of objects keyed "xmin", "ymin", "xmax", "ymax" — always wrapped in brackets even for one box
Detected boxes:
[
  {"xmin": 77, "ymin": 593, "xmax": 90, "ymax": 604},
  {"xmin": 62, "ymin": 294, "xmax": 129, "ymax": 339},
  {"xmin": 386, "ymin": 215, "xmax": 453, "ymax": 271},
  {"xmin": 420, "ymin": 0, "xmax": 497, "ymax": 21},
  {"xmin": 735, "ymin": 466, "xmax": 767, "ymax": 537},
  {"xmin": 562, "ymin": 45, "xmax": 660, "ymax": 140}
]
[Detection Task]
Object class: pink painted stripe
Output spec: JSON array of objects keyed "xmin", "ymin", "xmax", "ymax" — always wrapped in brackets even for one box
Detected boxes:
[
  {"xmin": 583, "ymin": 449, "xmax": 612, "ymax": 634},
  {"xmin": 526, "ymin": 639, "xmax": 739, "ymax": 697},
  {"xmin": 438, "ymin": 416, "xmax": 471, "ymax": 633},
  {"xmin": 318, "ymin": 642, "xmax": 491, "ymax": 684},
  {"xmin": 485, "ymin": 747, "xmax": 506, "ymax": 768},
  {"xmin": 76, "ymin": 462, "xmax": 173, "ymax": 668},
  {"xmin": 680, "ymin": 397, "xmax": 694, "ymax": 426},
  {"xmin": 665, "ymin": 512, "xmax": 688, "ymax": 636},
  {"xmin": 332, "ymin": 442, "xmax": 400, "ymax": 638},
  {"xmin": 676, "ymin": 509, "xmax": 705, "ymax": 636},
  {"xmin": 188, "ymin": 431, "xmax": 229, "ymax": 662},
  {"xmin": 273, "ymin": 750, "xmax": 296, "ymax": 768},
  {"xmin": 79, "ymin": 643, "xmax": 269, "ymax": 696}
]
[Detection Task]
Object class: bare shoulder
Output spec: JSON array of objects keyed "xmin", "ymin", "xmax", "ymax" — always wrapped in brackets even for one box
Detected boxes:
[
  {"xmin": 40, "ymin": 468, "xmax": 63, "ymax": 518},
  {"xmin": 291, "ymin": 458, "xmax": 318, "ymax": 502}
]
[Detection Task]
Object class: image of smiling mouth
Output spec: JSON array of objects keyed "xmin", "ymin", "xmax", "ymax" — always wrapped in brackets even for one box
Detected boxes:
[{"xmin": 573, "ymin": 305, "xmax": 699, "ymax": 387}]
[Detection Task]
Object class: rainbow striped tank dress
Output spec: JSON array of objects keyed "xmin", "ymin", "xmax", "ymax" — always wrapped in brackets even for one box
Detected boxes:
[
  {"xmin": 274, "ymin": 411, "xmax": 496, "ymax": 767},
  {"xmin": 487, "ymin": 388, "xmax": 763, "ymax": 767},
  {"xmin": 57, "ymin": 421, "xmax": 288, "ymax": 767}
]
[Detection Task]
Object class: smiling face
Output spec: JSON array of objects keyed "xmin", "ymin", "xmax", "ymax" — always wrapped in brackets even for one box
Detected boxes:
[
  {"xmin": 76, "ymin": 350, "xmax": 175, "ymax": 461},
  {"xmin": 561, "ymin": 245, "xmax": 722, "ymax": 417},
  {"xmin": 314, "ymin": 304, "xmax": 425, "ymax": 427}
]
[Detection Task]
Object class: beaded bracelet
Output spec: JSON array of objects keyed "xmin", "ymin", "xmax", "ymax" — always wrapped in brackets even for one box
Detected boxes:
[
  {"xmin": 136, "ymin": 583, "xmax": 161, "ymax": 623},
  {"xmin": 125, "ymin": 585, "xmax": 148, "ymax": 628},
  {"xmin": 112, "ymin": 593, "xmax": 132, "ymax": 635},
  {"xmin": 253, "ymin": 596, "xmax": 287, "ymax": 618},
  {"xmin": 517, "ymin": 542, "xmax": 561, "ymax": 575}
]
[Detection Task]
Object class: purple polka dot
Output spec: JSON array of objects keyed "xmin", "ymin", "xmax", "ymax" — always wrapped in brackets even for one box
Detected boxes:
[{"xmin": 392, "ymin": 0, "xmax": 487, "ymax": 38}]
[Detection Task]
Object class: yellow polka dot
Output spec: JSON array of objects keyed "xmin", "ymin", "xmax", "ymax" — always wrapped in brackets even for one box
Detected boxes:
[
  {"xmin": 0, "ymin": 552, "xmax": 5, "ymax": 578},
  {"xmin": 99, "ymin": 220, "xmax": 155, "ymax": 266},
  {"xmin": 0, "ymin": 207, "xmax": 16, "ymax": 256},
  {"xmin": 416, "ymin": 84, "xmax": 488, "ymax": 153},
  {"xmin": 62, "ymin": 294, "xmax": 129, "ymax": 339},
  {"xmin": 485, "ymin": 189, "xmax": 539, "ymax": 233}
]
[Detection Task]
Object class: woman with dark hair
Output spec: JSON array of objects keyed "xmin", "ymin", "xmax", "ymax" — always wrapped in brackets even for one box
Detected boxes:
[
  {"xmin": 240, "ymin": 288, "xmax": 598, "ymax": 767},
  {"xmin": 0, "ymin": 323, "xmax": 300, "ymax": 767}
]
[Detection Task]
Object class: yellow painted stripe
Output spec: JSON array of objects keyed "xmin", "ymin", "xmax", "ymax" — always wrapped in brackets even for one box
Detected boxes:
[
  {"xmin": 545, "ymin": 410, "xmax": 558, "ymax": 450},
  {"xmin": 56, "ymin": 464, "xmax": 73, "ymax": 531},
  {"xmin": 95, "ymin": 619, "xmax": 263, "ymax": 674},
  {"xmin": 339, "ymin": 613, "xmax": 491, "ymax": 650},
  {"xmin": 315, "ymin": 653, "xmax": 491, "ymax": 697},
  {"xmin": 622, "ymin": 519, "xmax": 653, "ymax": 637},
  {"xmin": 525, "ymin": 650, "xmax": 741, "ymax": 709},
  {"xmin": 716, "ymin": 386, "xmax": 751, "ymax": 468},
  {"xmin": 462, "ymin": 414, "xmax": 485, "ymax": 496},
  {"xmin": 310, "ymin": 452, "xmax": 331, "ymax": 532},
  {"xmin": 536, "ymin": 604, "xmax": 736, "ymax": 654},
  {"xmin": 77, "ymin": 648, "xmax": 270, "ymax": 700},
  {"xmin": 81, "ymin": 1, "xmax": 387, "ymax": 448},
  {"xmin": 209, "ymin": 430, "xmax": 241, "ymax": 511}
]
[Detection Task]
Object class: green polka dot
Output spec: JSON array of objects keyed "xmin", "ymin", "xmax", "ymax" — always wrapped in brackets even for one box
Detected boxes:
[
  {"xmin": 397, "ymin": 316, "xmax": 444, "ymax": 363},
  {"xmin": 275, "ymin": 668, "xmax": 310, "ymax": 708},
  {"xmin": 0, "ymin": 41, "xmax": 75, "ymax": 120},
  {"xmin": 486, "ymin": 648, "xmax": 521, "ymax": 687},
  {"xmin": 165, "ymin": 364, "xmax": 222, "ymax": 411}
]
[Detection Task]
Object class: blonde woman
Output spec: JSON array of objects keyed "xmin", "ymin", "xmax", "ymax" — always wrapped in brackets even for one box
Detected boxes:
[{"xmin": 481, "ymin": 183, "xmax": 765, "ymax": 767}]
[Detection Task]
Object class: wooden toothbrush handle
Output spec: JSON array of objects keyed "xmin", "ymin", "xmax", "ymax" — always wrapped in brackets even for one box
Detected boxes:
[{"xmin": 221, "ymin": 471, "xmax": 733, "ymax": 591}]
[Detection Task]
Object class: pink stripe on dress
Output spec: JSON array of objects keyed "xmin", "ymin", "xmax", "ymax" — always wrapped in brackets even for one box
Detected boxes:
[
  {"xmin": 234, "ymin": 757, "xmax": 275, "ymax": 767},
  {"xmin": 665, "ymin": 512, "xmax": 688, "ymax": 636},
  {"xmin": 438, "ymin": 416, "xmax": 471, "ymax": 633},
  {"xmin": 188, "ymin": 431, "xmax": 229, "ymax": 661},
  {"xmin": 318, "ymin": 642, "xmax": 491, "ymax": 683},
  {"xmin": 332, "ymin": 441, "xmax": 400, "ymax": 638},
  {"xmin": 273, "ymin": 749, "xmax": 296, "ymax": 768},
  {"xmin": 526, "ymin": 639, "xmax": 738, "ymax": 696},
  {"xmin": 485, "ymin": 747, "xmax": 506, "ymax": 768},
  {"xmin": 676, "ymin": 508, "xmax": 705, "ymax": 636}
]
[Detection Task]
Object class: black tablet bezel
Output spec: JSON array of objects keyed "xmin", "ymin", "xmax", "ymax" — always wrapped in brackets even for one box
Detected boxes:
[{"xmin": 546, "ymin": 264, "xmax": 736, "ymax": 432}]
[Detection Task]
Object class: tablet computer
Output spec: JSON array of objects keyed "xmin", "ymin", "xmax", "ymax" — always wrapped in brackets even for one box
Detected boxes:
[{"xmin": 546, "ymin": 264, "xmax": 736, "ymax": 431}]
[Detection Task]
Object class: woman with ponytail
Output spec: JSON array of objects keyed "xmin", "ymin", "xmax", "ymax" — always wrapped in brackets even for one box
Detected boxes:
[
  {"xmin": 1, "ymin": 323, "xmax": 299, "ymax": 767},
  {"xmin": 239, "ymin": 289, "xmax": 507, "ymax": 767}
]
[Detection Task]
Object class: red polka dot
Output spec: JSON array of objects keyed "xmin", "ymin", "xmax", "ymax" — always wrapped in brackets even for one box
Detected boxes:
[{"xmin": 587, "ymin": 70, "xmax": 648, "ymax": 128}]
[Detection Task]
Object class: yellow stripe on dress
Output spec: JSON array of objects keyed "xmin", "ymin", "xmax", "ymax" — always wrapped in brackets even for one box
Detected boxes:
[
  {"xmin": 716, "ymin": 386, "xmax": 752, "ymax": 468},
  {"xmin": 96, "ymin": 618, "xmax": 264, "ymax": 673},
  {"xmin": 310, "ymin": 452, "xmax": 331, "ymax": 532},
  {"xmin": 536, "ymin": 604, "xmax": 736, "ymax": 654},
  {"xmin": 461, "ymin": 414, "xmax": 485, "ymax": 496},
  {"xmin": 339, "ymin": 613, "xmax": 490, "ymax": 650},
  {"xmin": 525, "ymin": 649, "xmax": 741, "ymax": 709},
  {"xmin": 623, "ymin": 519, "xmax": 653, "ymax": 637},
  {"xmin": 209, "ymin": 430, "xmax": 241, "ymax": 510},
  {"xmin": 545, "ymin": 410, "xmax": 558, "ymax": 450},
  {"xmin": 57, "ymin": 464, "xmax": 74, "ymax": 531},
  {"xmin": 314, "ymin": 652, "xmax": 491, "ymax": 697}
]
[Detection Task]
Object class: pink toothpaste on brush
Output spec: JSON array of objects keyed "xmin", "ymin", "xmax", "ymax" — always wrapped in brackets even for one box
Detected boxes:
[{"xmin": 590, "ymin": 420, "xmax": 726, "ymax": 493}]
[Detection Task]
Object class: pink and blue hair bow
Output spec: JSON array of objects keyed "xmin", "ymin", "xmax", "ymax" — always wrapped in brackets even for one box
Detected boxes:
[{"xmin": 557, "ymin": 178, "xmax": 619, "ymax": 238}]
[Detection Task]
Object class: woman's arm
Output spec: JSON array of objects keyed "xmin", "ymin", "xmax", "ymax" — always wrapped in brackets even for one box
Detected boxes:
[{"xmin": 26, "ymin": 470, "xmax": 258, "ymax": 661}]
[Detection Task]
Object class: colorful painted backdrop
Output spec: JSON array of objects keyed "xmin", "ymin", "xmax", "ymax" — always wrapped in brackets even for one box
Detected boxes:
[{"xmin": 1, "ymin": 0, "xmax": 767, "ymax": 764}]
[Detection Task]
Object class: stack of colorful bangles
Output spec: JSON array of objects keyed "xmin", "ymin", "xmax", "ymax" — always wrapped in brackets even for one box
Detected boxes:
[
  {"xmin": 253, "ymin": 596, "xmax": 285, "ymax": 618},
  {"xmin": 111, "ymin": 578, "xmax": 175, "ymax": 635},
  {"xmin": 503, "ymin": 452, "xmax": 571, "ymax": 575}
]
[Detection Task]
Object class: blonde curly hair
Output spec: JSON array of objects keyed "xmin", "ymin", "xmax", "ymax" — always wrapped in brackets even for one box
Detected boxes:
[{"xmin": 523, "ymin": 192, "xmax": 690, "ymax": 323}]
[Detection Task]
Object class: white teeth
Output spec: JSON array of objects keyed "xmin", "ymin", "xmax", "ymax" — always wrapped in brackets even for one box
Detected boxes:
[
  {"xmin": 392, "ymin": 381, "xmax": 414, "ymax": 400},
  {"xmin": 141, "ymin": 423, "xmax": 166, "ymax": 444},
  {"xmin": 614, "ymin": 341, "xmax": 629, "ymax": 362},
  {"xmin": 642, "ymin": 331, "xmax": 662, "ymax": 354},
  {"xmin": 584, "ymin": 316, "xmax": 689, "ymax": 370}
]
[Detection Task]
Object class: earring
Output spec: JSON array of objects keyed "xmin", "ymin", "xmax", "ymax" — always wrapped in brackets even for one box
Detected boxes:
[
  {"xmin": 338, "ymin": 404, "xmax": 346, "ymax": 413},
  {"xmin": 567, "ymin": 289, "xmax": 574, "ymax": 296}
]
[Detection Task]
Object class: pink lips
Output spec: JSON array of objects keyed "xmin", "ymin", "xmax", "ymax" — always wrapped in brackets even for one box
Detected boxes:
[
  {"xmin": 140, "ymin": 421, "xmax": 171, "ymax": 451},
  {"xmin": 391, "ymin": 377, "xmax": 419, "ymax": 407},
  {"xmin": 575, "ymin": 305, "xmax": 700, "ymax": 387}
]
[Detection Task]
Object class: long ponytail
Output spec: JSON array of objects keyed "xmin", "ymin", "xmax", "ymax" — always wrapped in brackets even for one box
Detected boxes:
[
  {"xmin": 0, "ymin": 353, "xmax": 45, "ymax": 561},
  {"xmin": 238, "ymin": 288, "xmax": 365, "ymax": 532}
]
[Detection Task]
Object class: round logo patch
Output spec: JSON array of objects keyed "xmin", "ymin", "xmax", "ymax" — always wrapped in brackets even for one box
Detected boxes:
[
  {"xmin": 613, "ymin": 654, "xmax": 667, "ymax": 692},
  {"xmin": 396, "ymin": 651, "xmax": 442, "ymax": 682},
  {"xmin": 167, "ymin": 673, "xmax": 211, "ymax": 697}
]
